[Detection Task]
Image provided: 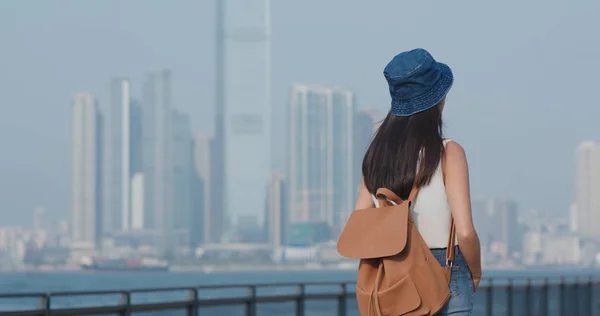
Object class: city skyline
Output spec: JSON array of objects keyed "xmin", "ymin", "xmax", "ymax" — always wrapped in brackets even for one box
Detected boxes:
[
  {"xmin": 65, "ymin": 75, "xmax": 370, "ymax": 249},
  {"xmin": 7, "ymin": 48, "xmax": 600, "ymax": 275},
  {"xmin": 3, "ymin": 0, "xmax": 600, "ymax": 227}
]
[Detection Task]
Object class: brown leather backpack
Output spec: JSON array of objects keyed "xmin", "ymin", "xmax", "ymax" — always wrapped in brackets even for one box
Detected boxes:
[{"xmin": 337, "ymin": 186, "xmax": 456, "ymax": 316}]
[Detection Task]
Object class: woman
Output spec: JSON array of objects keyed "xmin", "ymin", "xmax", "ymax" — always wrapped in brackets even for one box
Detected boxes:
[{"xmin": 355, "ymin": 48, "xmax": 482, "ymax": 315}]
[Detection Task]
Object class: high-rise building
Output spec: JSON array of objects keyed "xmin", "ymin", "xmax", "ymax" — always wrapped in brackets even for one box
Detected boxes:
[
  {"xmin": 171, "ymin": 110, "xmax": 194, "ymax": 243},
  {"xmin": 129, "ymin": 99, "xmax": 144, "ymax": 231},
  {"xmin": 216, "ymin": 0, "xmax": 272, "ymax": 238},
  {"xmin": 130, "ymin": 173, "xmax": 144, "ymax": 231},
  {"xmin": 353, "ymin": 109, "xmax": 378, "ymax": 200},
  {"xmin": 71, "ymin": 92, "xmax": 102, "ymax": 249},
  {"xmin": 569, "ymin": 203, "xmax": 577, "ymax": 232},
  {"xmin": 267, "ymin": 173, "xmax": 286, "ymax": 247},
  {"xmin": 575, "ymin": 141, "xmax": 600, "ymax": 238},
  {"xmin": 142, "ymin": 70, "xmax": 173, "ymax": 237},
  {"xmin": 212, "ymin": 0, "xmax": 226, "ymax": 245},
  {"xmin": 130, "ymin": 99, "xmax": 144, "ymax": 231},
  {"xmin": 472, "ymin": 198, "xmax": 521, "ymax": 257},
  {"xmin": 103, "ymin": 78, "xmax": 132, "ymax": 234},
  {"xmin": 192, "ymin": 134, "xmax": 217, "ymax": 245},
  {"xmin": 288, "ymin": 84, "xmax": 355, "ymax": 234},
  {"xmin": 130, "ymin": 100, "xmax": 143, "ymax": 174}
]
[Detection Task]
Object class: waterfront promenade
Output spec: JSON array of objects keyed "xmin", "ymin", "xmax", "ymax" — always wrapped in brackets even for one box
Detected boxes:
[{"xmin": 0, "ymin": 275, "xmax": 598, "ymax": 316}]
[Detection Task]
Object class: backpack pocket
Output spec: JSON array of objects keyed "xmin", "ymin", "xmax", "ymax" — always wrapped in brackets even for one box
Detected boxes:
[
  {"xmin": 378, "ymin": 274, "xmax": 424, "ymax": 315},
  {"xmin": 356, "ymin": 273, "xmax": 423, "ymax": 316}
]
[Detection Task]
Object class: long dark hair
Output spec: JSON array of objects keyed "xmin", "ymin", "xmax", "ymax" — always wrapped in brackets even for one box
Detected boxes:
[{"xmin": 362, "ymin": 103, "xmax": 445, "ymax": 200}]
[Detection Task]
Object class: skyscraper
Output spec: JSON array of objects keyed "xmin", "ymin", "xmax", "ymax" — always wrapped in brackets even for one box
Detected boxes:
[
  {"xmin": 103, "ymin": 78, "xmax": 132, "ymax": 234},
  {"xmin": 130, "ymin": 99, "xmax": 143, "ymax": 175},
  {"xmin": 575, "ymin": 141, "xmax": 600, "ymax": 238},
  {"xmin": 193, "ymin": 134, "xmax": 217, "ymax": 245},
  {"xmin": 130, "ymin": 173, "xmax": 144, "ymax": 231},
  {"xmin": 472, "ymin": 198, "xmax": 521, "ymax": 257},
  {"xmin": 267, "ymin": 173, "xmax": 286, "ymax": 248},
  {"xmin": 71, "ymin": 92, "xmax": 102, "ymax": 249},
  {"xmin": 142, "ymin": 70, "xmax": 172, "ymax": 237},
  {"xmin": 569, "ymin": 203, "xmax": 577, "ymax": 232},
  {"xmin": 288, "ymin": 84, "xmax": 355, "ymax": 234},
  {"xmin": 171, "ymin": 110, "xmax": 194, "ymax": 242},
  {"xmin": 212, "ymin": 0, "xmax": 226, "ymax": 244},
  {"xmin": 353, "ymin": 109, "xmax": 378, "ymax": 199},
  {"xmin": 129, "ymin": 100, "xmax": 144, "ymax": 231},
  {"xmin": 216, "ymin": 0, "xmax": 272, "ymax": 236}
]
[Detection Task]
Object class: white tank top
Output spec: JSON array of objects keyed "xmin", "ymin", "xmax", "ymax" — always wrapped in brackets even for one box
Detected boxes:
[{"xmin": 372, "ymin": 139, "xmax": 457, "ymax": 249}]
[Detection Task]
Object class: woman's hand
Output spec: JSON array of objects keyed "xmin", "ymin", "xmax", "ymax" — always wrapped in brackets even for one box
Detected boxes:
[{"xmin": 472, "ymin": 274, "xmax": 481, "ymax": 292}]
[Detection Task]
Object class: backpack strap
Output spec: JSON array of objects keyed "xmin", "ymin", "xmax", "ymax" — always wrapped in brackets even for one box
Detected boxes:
[
  {"xmin": 375, "ymin": 186, "xmax": 419, "ymax": 207},
  {"xmin": 445, "ymin": 217, "xmax": 456, "ymax": 266},
  {"xmin": 442, "ymin": 139, "xmax": 457, "ymax": 267}
]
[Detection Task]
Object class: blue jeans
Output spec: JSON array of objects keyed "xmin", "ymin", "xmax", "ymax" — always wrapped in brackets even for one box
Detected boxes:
[{"xmin": 431, "ymin": 247, "xmax": 474, "ymax": 315}]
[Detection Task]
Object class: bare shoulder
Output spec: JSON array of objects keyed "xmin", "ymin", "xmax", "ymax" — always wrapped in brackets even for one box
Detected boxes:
[
  {"xmin": 442, "ymin": 140, "xmax": 471, "ymax": 199},
  {"xmin": 443, "ymin": 140, "xmax": 468, "ymax": 170},
  {"xmin": 442, "ymin": 140, "xmax": 469, "ymax": 183}
]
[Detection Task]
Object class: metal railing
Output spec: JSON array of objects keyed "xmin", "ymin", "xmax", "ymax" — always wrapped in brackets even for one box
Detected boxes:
[{"xmin": 0, "ymin": 276, "xmax": 598, "ymax": 316}]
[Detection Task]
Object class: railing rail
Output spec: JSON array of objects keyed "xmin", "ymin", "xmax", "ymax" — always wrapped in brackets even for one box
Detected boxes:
[{"xmin": 0, "ymin": 276, "xmax": 598, "ymax": 316}]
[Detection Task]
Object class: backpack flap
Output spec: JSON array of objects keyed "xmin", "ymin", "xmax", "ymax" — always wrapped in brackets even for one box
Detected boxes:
[{"xmin": 336, "ymin": 203, "xmax": 410, "ymax": 259}]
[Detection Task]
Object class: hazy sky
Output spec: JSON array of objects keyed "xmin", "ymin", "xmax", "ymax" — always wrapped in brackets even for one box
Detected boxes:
[{"xmin": 1, "ymin": 0, "xmax": 599, "ymax": 226}]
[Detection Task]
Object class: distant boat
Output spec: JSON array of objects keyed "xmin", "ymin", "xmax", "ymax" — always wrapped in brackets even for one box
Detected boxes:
[{"xmin": 80, "ymin": 256, "xmax": 169, "ymax": 272}]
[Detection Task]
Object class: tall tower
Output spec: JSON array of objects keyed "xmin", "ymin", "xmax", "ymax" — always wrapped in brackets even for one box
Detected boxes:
[
  {"xmin": 353, "ymin": 109, "xmax": 378, "ymax": 200},
  {"xmin": 212, "ymin": 0, "xmax": 226, "ymax": 244},
  {"xmin": 575, "ymin": 141, "xmax": 600, "ymax": 238},
  {"xmin": 142, "ymin": 70, "xmax": 173, "ymax": 237},
  {"xmin": 288, "ymin": 84, "xmax": 355, "ymax": 234},
  {"xmin": 71, "ymin": 92, "xmax": 102, "ymax": 249},
  {"xmin": 217, "ymin": 0, "xmax": 272, "ymax": 238},
  {"xmin": 103, "ymin": 78, "xmax": 132, "ymax": 234},
  {"xmin": 267, "ymin": 173, "xmax": 286, "ymax": 247},
  {"xmin": 129, "ymin": 100, "xmax": 144, "ymax": 231},
  {"xmin": 171, "ymin": 110, "xmax": 194, "ymax": 239},
  {"xmin": 193, "ymin": 134, "xmax": 218, "ymax": 245},
  {"xmin": 472, "ymin": 198, "xmax": 521, "ymax": 257}
]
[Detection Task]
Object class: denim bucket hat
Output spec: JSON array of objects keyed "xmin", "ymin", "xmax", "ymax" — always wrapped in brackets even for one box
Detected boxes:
[{"xmin": 384, "ymin": 48, "xmax": 453, "ymax": 116}]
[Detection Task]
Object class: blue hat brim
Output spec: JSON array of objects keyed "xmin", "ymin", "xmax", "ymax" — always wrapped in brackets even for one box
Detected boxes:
[{"xmin": 390, "ymin": 63, "xmax": 454, "ymax": 117}]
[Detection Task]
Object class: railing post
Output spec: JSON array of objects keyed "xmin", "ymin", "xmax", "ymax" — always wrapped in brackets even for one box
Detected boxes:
[
  {"xmin": 588, "ymin": 276, "xmax": 594, "ymax": 316},
  {"xmin": 337, "ymin": 283, "xmax": 347, "ymax": 316},
  {"xmin": 540, "ymin": 278, "xmax": 548, "ymax": 316},
  {"xmin": 574, "ymin": 276, "xmax": 580, "ymax": 316},
  {"xmin": 560, "ymin": 277, "xmax": 566, "ymax": 316},
  {"xmin": 486, "ymin": 278, "xmax": 493, "ymax": 316},
  {"xmin": 295, "ymin": 284, "xmax": 305, "ymax": 316},
  {"xmin": 187, "ymin": 288, "xmax": 198, "ymax": 316},
  {"xmin": 119, "ymin": 291, "xmax": 131, "ymax": 316},
  {"xmin": 245, "ymin": 286, "xmax": 256, "ymax": 316},
  {"xmin": 506, "ymin": 278, "xmax": 513, "ymax": 316},
  {"xmin": 36, "ymin": 294, "xmax": 50, "ymax": 316},
  {"xmin": 524, "ymin": 278, "xmax": 531, "ymax": 316}
]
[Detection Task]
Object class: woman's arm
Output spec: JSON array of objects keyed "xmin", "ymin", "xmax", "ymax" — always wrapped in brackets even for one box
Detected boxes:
[
  {"xmin": 354, "ymin": 177, "xmax": 375, "ymax": 210},
  {"xmin": 443, "ymin": 141, "xmax": 482, "ymax": 291}
]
